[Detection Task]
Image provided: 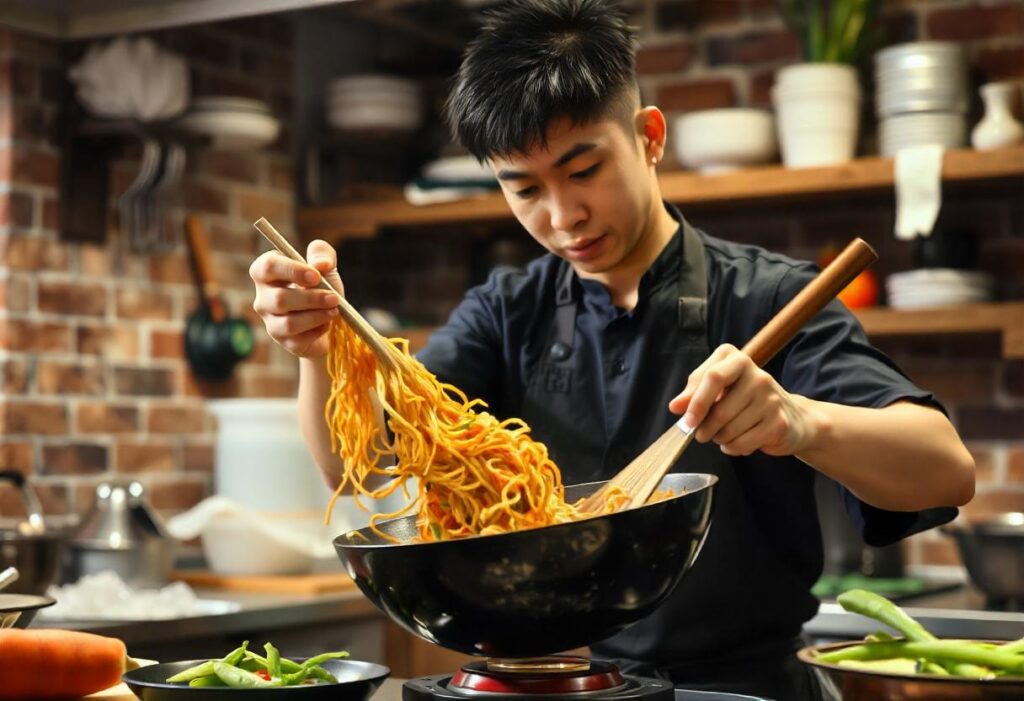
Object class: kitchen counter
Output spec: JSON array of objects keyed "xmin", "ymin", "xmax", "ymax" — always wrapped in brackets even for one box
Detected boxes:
[{"xmin": 804, "ymin": 585, "xmax": 1024, "ymax": 641}]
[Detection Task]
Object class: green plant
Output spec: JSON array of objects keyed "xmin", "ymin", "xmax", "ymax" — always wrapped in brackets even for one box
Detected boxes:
[{"xmin": 777, "ymin": 0, "xmax": 879, "ymax": 64}]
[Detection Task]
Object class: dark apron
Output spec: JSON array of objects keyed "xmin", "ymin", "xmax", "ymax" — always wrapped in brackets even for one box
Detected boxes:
[{"xmin": 519, "ymin": 223, "xmax": 823, "ymax": 701}]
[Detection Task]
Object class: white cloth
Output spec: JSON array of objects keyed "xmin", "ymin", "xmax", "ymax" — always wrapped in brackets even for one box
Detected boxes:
[{"xmin": 894, "ymin": 144, "xmax": 945, "ymax": 241}]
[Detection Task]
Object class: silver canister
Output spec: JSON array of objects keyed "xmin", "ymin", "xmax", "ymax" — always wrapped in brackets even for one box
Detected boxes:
[{"xmin": 64, "ymin": 480, "xmax": 175, "ymax": 588}]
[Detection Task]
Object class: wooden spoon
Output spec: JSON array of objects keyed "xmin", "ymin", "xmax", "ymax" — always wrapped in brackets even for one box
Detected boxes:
[
  {"xmin": 579, "ymin": 237, "xmax": 878, "ymax": 513},
  {"xmin": 252, "ymin": 217, "xmax": 400, "ymax": 370}
]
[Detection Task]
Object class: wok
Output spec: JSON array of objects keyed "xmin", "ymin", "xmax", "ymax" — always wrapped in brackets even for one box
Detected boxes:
[{"xmin": 334, "ymin": 472, "xmax": 716, "ymax": 657}]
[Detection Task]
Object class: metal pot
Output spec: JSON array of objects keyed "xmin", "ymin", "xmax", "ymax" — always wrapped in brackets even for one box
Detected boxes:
[
  {"xmin": 64, "ymin": 480, "xmax": 175, "ymax": 588},
  {"xmin": 942, "ymin": 513, "xmax": 1024, "ymax": 606},
  {"xmin": 0, "ymin": 470, "xmax": 65, "ymax": 601}
]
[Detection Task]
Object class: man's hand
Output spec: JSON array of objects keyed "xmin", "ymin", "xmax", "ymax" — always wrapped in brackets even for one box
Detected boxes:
[
  {"xmin": 668, "ymin": 343, "xmax": 815, "ymax": 457},
  {"xmin": 250, "ymin": 239, "xmax": 342, "ymax": 358}
]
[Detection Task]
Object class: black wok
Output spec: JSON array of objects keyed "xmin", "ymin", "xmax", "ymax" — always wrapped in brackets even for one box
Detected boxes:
[{"xmin": 334, "ymin": 472, "xmax": 716, "ymax": 657}]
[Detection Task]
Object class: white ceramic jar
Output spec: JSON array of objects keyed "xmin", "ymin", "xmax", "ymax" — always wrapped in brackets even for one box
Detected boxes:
[{"xmin": 971, "ymin": 81, "xmax": 1024, "ymax": 151}]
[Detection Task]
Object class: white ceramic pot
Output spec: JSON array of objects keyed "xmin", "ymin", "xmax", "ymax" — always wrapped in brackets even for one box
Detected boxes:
[
  {"xmin": 772, "ymin": 63, "xmax": 862, "ymax": 168},
  {"xmin": 971, "ymin": 81, "xmax": 1024, "ymax": 151}
]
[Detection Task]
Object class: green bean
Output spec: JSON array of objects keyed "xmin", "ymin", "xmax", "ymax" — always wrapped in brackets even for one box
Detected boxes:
[
  {"xmin": 265, "ymin": 642, "xmax": 281, "ymax": 679},
  {"xmin": 189, "ymin": 675, "xmax": 227, "ymax": 687},
  {"xmin": 301, "ymin": 650, "xmax": 350, "ymax": 668},
  {"xmin": 167, "ymin": 641, "xmax": 249, "ymax": 683},
  {"xmin": 818, "ymin": 640, "xmax": 1024, "ymax": 675},
  {"xmin": 212, "ymin": 661, "xmax": 279, "ymax": 688},
  {"xmin": 1001, "ymin": 637, "xmax": 1024, "ymax": 655},
  {"xmin": 837, "ymin": 590, "xmax": 933, "ymax": 642}
]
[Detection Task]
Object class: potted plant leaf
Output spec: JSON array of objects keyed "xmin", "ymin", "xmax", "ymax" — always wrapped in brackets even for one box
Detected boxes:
[{"xmin": 773, "ymin": 0, "xmax": 879, "ymax": 167}]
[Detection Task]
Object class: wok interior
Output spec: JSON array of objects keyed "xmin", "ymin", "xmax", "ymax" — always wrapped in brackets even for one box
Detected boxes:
[{"xmin": 339, "ymin": 472, "xmax": 716, "ymax": 547}]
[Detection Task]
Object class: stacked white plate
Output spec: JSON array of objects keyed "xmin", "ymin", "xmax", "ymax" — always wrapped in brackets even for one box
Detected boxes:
[
  {"xmin": 178, "ymin": 96, "xmax": 280, "ymax": 150},
  {"xmin": 875, "ymin": 42, "xmax": 968, "ymax": 156},
  {"xmin": 887, "ymin": 269, "xmax": 994, "ymax": 310},
  {"xmin": 326, "ymin": 74, "xmax": 422, "ymax": 132}
]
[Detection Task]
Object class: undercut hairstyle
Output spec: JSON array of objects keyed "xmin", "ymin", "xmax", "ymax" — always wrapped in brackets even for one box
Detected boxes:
[{"xmin": 445, "ymin": 0, "xmax": 640, "ymax": 161}]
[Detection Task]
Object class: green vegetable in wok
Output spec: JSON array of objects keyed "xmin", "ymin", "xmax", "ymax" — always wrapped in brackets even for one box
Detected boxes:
[
  {"xmin": 165, "ymin": 640, "xmax": 349, "ymax": 688},
  {"xmin": 819, "ymin": 589, "xmax": 1024, "ymax": 679}
]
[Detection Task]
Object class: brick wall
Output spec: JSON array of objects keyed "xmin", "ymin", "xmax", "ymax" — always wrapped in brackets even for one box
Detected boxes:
[
  {"xmin": 0, "ymin": 17, "xmax": 298, "ymax": 522},
  {"xmin": 337, "ymin": 0, "xmax": 1024, "ymax": 573}
]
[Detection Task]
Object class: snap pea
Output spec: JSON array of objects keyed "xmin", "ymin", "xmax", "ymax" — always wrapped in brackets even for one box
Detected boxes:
[
  {"xmin": 212, "ymin": 661, "xmax": 279, "ymax": 688},
  {"xmin": 265, "ymin": 642, "xmax": 282, "ymax": 679},
  {"xmin": 166, "ymin": 641, "xmax": 249, "ymax": 683},
  {"xmin": 189, "ymin": 675, "xmax": 228, "ymax": 687},
  {"xmin": 819, "ymin": 640, "xmax": 1024, "ymax": 675}
]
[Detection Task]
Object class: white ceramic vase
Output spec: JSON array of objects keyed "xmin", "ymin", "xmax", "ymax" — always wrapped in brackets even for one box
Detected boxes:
[
  {"xmin": 971, "ymin": 81, "xmax": 1024, "ymax": 151},
  {"xmin": 772, "ymin": 63, "xmax": 862, "ymax": 168}
]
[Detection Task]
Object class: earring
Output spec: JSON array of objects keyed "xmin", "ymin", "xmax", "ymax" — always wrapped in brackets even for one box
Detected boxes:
[{"xmin": 651, "ymin": 157, "xmax": 658, "ymax": 165}]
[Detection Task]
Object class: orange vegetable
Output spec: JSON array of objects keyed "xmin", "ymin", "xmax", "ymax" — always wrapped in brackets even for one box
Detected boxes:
[
  {"xmin": 819, "ymin": 247, "xmax": 879, "ymax": 309},
  {"xmin": 0, "ymin": 628, "xmax": 134, "ymax": 699}
]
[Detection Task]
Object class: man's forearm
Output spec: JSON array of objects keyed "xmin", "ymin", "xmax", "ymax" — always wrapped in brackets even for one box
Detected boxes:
[
  {"xmin": 298, "ymin": 356, "xmax": 344, "ymax": 489},
  {"xmin": 796, "ymin": 399, "xmax": 975, "ymax": 512}
]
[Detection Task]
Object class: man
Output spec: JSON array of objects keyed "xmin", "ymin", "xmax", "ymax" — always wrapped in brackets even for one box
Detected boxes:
[{"xmin": 249, "ymin": 0, "xmax": 975, "ymax": 697}]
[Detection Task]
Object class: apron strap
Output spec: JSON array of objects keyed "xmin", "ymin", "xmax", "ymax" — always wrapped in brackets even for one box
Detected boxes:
[
  {"xmin": 549, "ymin": 261, "xmax": 577, "ymax": 362},
  {"xmin": 677, "ymin": 221, "xmax": 708, "ymax": 334}
]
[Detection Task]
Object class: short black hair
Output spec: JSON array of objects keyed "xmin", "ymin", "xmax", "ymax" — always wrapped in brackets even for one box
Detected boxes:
[{"xmin": 446, "ymin": 0, "xmax": 640, "ymax": 161}]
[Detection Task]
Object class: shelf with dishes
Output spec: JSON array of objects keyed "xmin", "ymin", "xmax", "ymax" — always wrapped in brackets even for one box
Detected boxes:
[
  {"xmin": 398, "ymin": 301, "xmax": 1024, "ymax": 359},
  {"xmin": 297, "ymin": 145, "xmax": 1024, "ymax": 242}
]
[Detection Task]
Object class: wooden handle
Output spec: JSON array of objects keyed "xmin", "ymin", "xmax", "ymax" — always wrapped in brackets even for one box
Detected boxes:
[
  {"xmin": 184, "ymin": 215, "xmax": 226, "ymax": 322},
  {"xmin": 742, "ymin": 238, "xmax": 877, "ymax": 367},
  {"xmin": 252, "ymin": 217, "xmax": 397, "ymax": 368}
]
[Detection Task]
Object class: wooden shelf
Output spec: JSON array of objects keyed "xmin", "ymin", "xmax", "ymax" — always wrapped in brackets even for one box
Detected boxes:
[
  {"xmin": 854, "ymin": 302, "xmax": 1024, "ymax": 358},
  {"xmin": 399, "ymin": 302, "xmax": 1024, "ymax": 359},
  {"xmin": 297, "ymin": 145, "xmax": 1024, "ymax": 241}
]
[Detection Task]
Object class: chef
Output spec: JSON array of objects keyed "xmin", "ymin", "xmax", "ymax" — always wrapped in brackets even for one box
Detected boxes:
[{"xmin": 249, "ymin": 0, "xmax": 976, "ymax": 697}]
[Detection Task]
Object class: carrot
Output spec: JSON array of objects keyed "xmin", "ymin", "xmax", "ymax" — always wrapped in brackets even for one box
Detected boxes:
[{"xmin": 0, "ymin": 628, "xmax": 136, "ymax": 699}]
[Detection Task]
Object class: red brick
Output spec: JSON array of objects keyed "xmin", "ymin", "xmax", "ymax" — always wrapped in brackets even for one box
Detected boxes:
[
  {"xmin": 41, "ymin": 196, "xmax": 58, "ymax": 230},
  {"xmin": 10, "ymin": 32, "xmax": 61, "ymax": 64},
  {"xmin": 749, "ymin": 69, "xmax": 776, "ymax": 109},
  {"xmin": 2, "ymin": 58, "xmax": 35, "ymax": 98},
  {"xmin": 12, "ymin": 102, "xmax": 56, "ymax": 146},
  {"xmin": 748, "ymin": 0, "xmax": 778, "ymax": 19},
  {"xmin": 115, "ymin": 287, "xmax": 173, "ymax": 320},
  {"xmin": 1, "ymin": 357, "xmax": 28, "ymax": 394},
  {"xmin": 112, "ymin": 367, "xmax": 176, "ymax": 397},
  {"xmin": 903, "ymin": 360, "xmax": 997, "ymax": 405},
  {"xmin": 79, "ymin": 245, "xmax": 110, "ymax": 277},
  {"xmin": 183, "ymin": 181, "xmax": 230, "ymax": 215},
  {"xmin": 196, "ymin": 151, "xmax": 260, "ymax": 184},
  {"xmin": 1009, "ymin": 449, "xmax": 1024, "ymax": 485},
  {"xmin": 239, "ymin": 370, "xmax": 296, "ymax": 398},
  {"xmin": 926, "ymin": 3, "xmax": 1024, "ymax": 41},
  {"xmin": 657, "ymin": 78, "xmax": 737, "ymax": 113},
  {"xmin": 36, "ymin": 359, "xmax": 105, "ymax": 395},
  {"xmin": 184, "ymin": 372, "xmax": 241, "ymax": 399},
  {"xmin": 116, "ymin": 441, "xmax": 176, "ymax": 473},
  {"xmin": 152, "ymin": 329, "xmax": 185, "ymax": 359},
  {"xmin": 148, "ymin": 405, "xmax": 207, "ymax": 433},
  {"xmin": 147, "ymin": 478, "xmax": 208, "ymax": 511},
  {"xmin": 1, "ymin": 233, "xmax": 69, "ymax": 271},
  {"xmin": 957, "ymin": 408, "xmax": 1024, "ymax": 440},
  {"xmin": 76, "ymin": 403, "xmax": 139, "ymax": 433},
  {"xmin": 0, "ymin": 274, "xmax": 32, "ymax": 313},
  {"xmin": 1007, "ymin": 361, "xmax": 1024, "ymax": 397},
  {"xmin": 5, "ymin": 482, "xmax": 71, "ymax": 517},
  {"xmin": 0, "ymin": 189, "xmax": 33, "ymax": 227},
  {"xmin": 37, "ymin": 280, "xmax": 108, "ymax": 316},
  {"xmin": 237, "ymin": 190, "xmax": 291, "ymax": 228},
  {"xmin": 208, "ymin": 222, "xmax": 260, "ymax": 256},
  {"xmin": 977, "ymin": 44, "xmax": 1024, "ymax": 81},
  {"xmin": 77, "ymin": 324, "xmax": 139, "ymax": 359},
  {"xmin": 6, "ymin": 146, "xmax": 59, "ymax": 188},
  {"xmin": 963, "ymin": 489, "xmax": 1024, "ymax": 518},
  {"xmin": 0, "ymin": 401, "xmax": 68, "ymax": 435},
  {"xmin": 918, "ymin": 535, "xmax": 961, "ymax": 567},
  {"xmin": 183, "ymin": 442, "xmax": 215, "ymax": 472},
  {"xmin": 40, "ymin": 443, "xmax": 108, "ymax": 475},
  {"xmin": 149, "ymin": 253, "xmax": 193, "ymax": 285},
  {"xmin": 268, "ymin": 161, "xmax": 293, "ymax": 191},
  {"xmin": 0, "ymin": 442, "xmax": 33, "ymax": 474},
  {"xmin": 636, "ymin": 41, "xmax": 694, "ymax": 75},
  {"xmin": 1, "ymin": 319, "xmax": 72, "ymax": 353},
  {"xmin": 879, "ymin": 8, "xmax": 920, "ymax": 46},
  {"xmin": 707, "ymin": 30, "xmax": 801, "ymax": 66}
]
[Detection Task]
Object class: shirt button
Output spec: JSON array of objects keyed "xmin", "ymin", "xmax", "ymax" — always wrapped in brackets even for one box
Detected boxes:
[
  {"xmin": 612, "ymin": 359, "xmax": 627, "ymax": 375},
  {"xmin": 549, "ymin": 342, "xmax": 571, "ymax": 361}
]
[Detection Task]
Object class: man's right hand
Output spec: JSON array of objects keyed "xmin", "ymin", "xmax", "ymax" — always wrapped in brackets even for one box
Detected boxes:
[{"xmin": 250, "ymin": 239, "xmax": 342, "ymax": 359}]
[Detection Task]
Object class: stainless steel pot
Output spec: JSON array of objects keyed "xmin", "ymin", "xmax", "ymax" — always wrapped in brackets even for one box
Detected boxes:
[
  {"xmin": 0, "ymin": 470, "xmax": 65, "ymax": 600},
  {"xmin": 943, "ymin": 512, "xmax": 1024, "ymax": 606},
  {"xmin": 64, "ymin": 480, "xmax": 175, "ymax": 587}
]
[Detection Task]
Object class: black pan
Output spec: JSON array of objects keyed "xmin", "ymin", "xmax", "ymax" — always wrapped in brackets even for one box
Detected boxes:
[
  {"xmin": 334, "ymin": 472, "xmax": 716, "ymax": 658},
  {"xmin": 122, "ymin": 658, "xmax": 389, "ymax": 701}
]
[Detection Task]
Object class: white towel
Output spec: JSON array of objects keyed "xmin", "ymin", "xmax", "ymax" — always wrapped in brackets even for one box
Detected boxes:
[{"xmin": 894, "ymin": 144, "xmax": 945, "ymax": 241}]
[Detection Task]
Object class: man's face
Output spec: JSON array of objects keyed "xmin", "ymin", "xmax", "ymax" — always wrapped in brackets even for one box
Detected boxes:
[{"xmin": 488, "ymin": 115, "xmax": 654, "ymax": 278}]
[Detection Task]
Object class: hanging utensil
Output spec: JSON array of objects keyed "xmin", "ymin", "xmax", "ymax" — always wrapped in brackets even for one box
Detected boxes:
[
  {"xmin": 579, "ymin": 237, "xmax": 878, "ymax": 513},
  {"xmin": 0, "ymin": 567, "xmax": 19, "ymax": 592},
  {"xmin": 184, "ymin": 215, "xmax": 254, "ymax": 381}
]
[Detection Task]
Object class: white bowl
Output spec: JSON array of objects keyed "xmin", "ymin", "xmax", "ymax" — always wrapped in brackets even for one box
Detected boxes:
[
  {"xmin": 191, "ymin": 96, "xmax": 271, "ymax": 114},
  {"xmin": 328, "ymin": 104, "xmax": 421, "ymax": 131},
  {"xmin": 200, "ymin": 512, "xmax": 343, "ymax": 576},
  {"xmin": 672, "ymin": 109, "xmax": 777, "ymax": 173},
  {"xmin": 179, "ymin": 110, "xmax": 280, "ymax": 150}
]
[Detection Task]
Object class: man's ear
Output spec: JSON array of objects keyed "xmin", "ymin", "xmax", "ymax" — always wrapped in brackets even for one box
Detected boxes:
[{"xmin": 636, "ymin": 106, "xmax": 667, "ymax": 165}]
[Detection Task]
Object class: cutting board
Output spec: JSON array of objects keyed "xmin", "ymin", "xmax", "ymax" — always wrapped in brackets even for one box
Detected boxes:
[
  {"xmin": 170, "ymin": 570, "xmax": 358, "ymax": 594},
  {"xmin": 83, "ymin": 682, "xmax": 136, "ymax": 701}
]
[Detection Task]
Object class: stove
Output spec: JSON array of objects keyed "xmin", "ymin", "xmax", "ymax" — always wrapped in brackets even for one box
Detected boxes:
[{"xmin": 401, "ymin": 656, "xmax": 770, "ymax": 701}]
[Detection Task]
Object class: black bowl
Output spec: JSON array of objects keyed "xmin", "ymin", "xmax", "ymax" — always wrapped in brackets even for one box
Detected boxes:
[
  {"xmin": 0, "ymin": 592, "xmax": 56, "ymax": 628},
  {"xmin": 123, "ymin": 658, "xmax": 389, "ymax": 700},
  {"xmin": 334, "ymin": 472, "xmax": 716, "ymax": 657}
]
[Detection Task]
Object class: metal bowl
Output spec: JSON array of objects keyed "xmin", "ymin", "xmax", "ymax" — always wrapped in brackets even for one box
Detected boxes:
[
  {"xmin": 798, "ymin": 640, "xmax": 1024, "ymax": 701},
  {"xmin": 0, "ymin": 592, "xmax": 56, "ymax": 628},
  {"xmin": 942, "ymin": 513, "xmax": 1024, "ymax": 606},
  {"xmin": 334, "ymin": 473, "xmax": 716, "ymax": 658}
]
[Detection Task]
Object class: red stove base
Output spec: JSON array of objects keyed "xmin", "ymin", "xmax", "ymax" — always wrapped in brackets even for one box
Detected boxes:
[{"xmin": 402, "ymin": 656, "xmax": 674, "ymax": 700}]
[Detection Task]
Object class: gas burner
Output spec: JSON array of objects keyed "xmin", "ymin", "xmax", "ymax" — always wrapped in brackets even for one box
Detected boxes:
[{"xmin": 403, "ymin": 656, "xmax": 674, "ymax": 700}]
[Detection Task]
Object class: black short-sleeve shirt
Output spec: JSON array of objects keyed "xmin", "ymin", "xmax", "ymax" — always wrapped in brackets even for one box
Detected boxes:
[{"xmin": 417, "ymin": 204, "xmax": 954, "ymax": 663}]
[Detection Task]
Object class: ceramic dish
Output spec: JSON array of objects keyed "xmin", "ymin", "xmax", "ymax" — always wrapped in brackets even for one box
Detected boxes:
[
  {"xmin": 0, "ymin": 592, "xmax": 55, "ymax": 628},
  {"xmin": 123, "ymin": 658, "xmax": 389, "ymax": 701}
]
